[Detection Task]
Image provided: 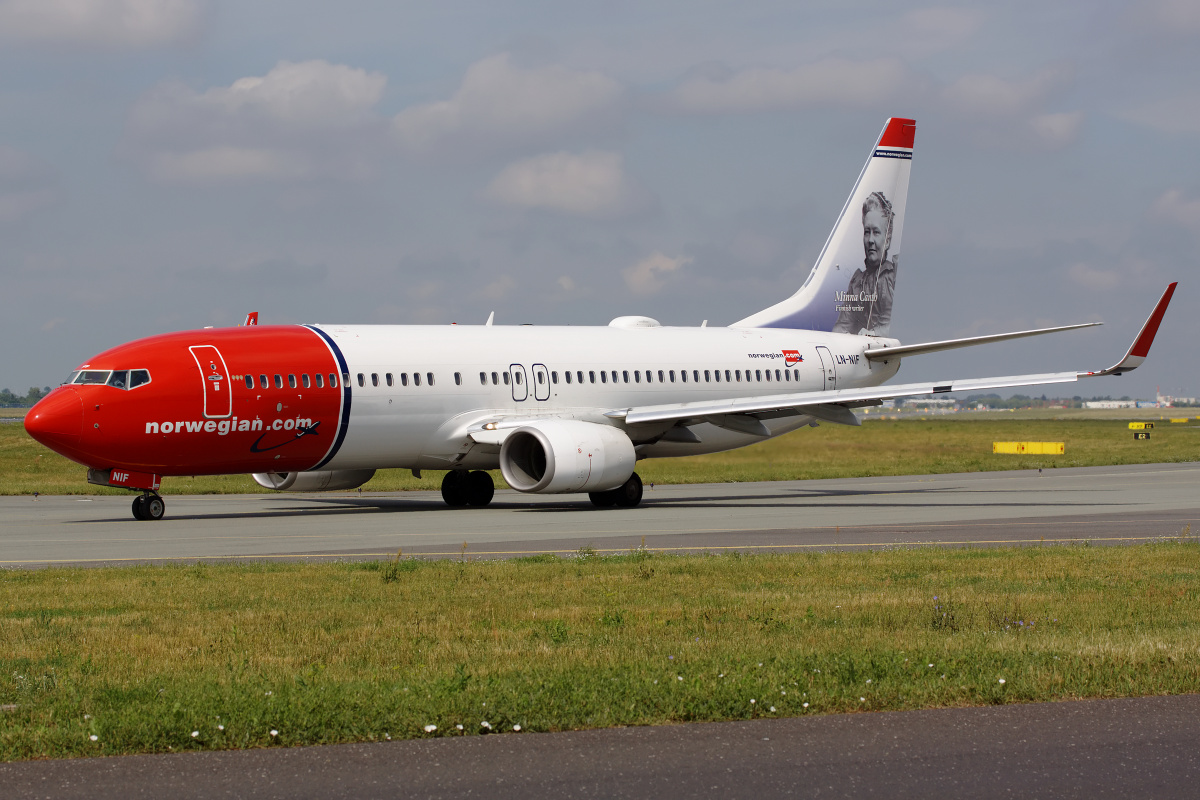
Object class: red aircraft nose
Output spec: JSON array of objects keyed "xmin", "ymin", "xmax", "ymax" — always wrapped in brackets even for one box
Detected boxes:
[{"xmin": 25, "ymin": 387, "xmax": 83, "ymax": 451}]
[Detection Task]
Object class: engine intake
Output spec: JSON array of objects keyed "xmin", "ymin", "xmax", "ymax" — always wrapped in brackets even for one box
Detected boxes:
[
  {"xmin": 252, "ymin": 469, "xmax": 376, "ymax": 492},
  {"xmin": 500, "ymin": 420, "xmax": 635, "ymax": 493}
]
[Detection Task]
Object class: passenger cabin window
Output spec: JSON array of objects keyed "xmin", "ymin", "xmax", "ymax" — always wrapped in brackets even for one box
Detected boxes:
[
  {"xmin": 491, "ymin": 372, "xmax": 499, "ymax": 385},
  {"xmin": 623, "ymin": 370, "xmax": 629, "ymax": 383},
  {"xmin": 289, "ymin": 374, "xmax": 297, "ymax": 388},
  {"xmin": 260, "ymin": 374, "xmax": 268, "ymax": 389},
  {"xmin": 503, "ymin": 372, "xmax": 510, "ymax": 385},
  {"xmin": 693, "ymin": 370, "xmax": 700, "ymax": 382},
  {"xmin": 244, "ymin": 375, "xmax": 253, "ymax": 389},
  {"xmin": 680, "ymin": 370, "xmax": 687, "ymax": 383},
  {"xmin": 480, "ymin": 372, "xmax": 487, "ymax": 385},
  {"xmin": 725, "ymin": 370, "xmax": 732, "ymax": 382},
  {"xmin": 756, "ymin": 370, "xmax": 762, "ymax": 381},
  {"xmin": 427, "ymin": 373, "xmax": 435, "ymax": 386},
  {"xmin": 565, "ymin": 371, "xmax": 572, "ymax": 384},
  {"xmin": 455, "ymin": 372, "xmax": 462, "ymax": 386},
  {"xmin": 315, "ymin": 374, "xmax": 324, "ymax": 388},
  {"xmin": 330, "ymin": 374, "xmax": 338, "ymax": 388},
  {"xmin": 601, "ymin": 371, "xmax": 608, "ymax": 383},
  {"xmin": 577, "ymin": 371, "xmax": 584, "ymax": 384},
  {"xmin": 669, "ymin": 370, "xmax": 676, "ymax": 382},
  {"xmin": 302, "ymin": 374, "xmax": 311, "ymax": 388},
  {"xmin": 784, "ymin": 370, "xmax": 790, "ymax": 382},
  {"xmin": 385, "ymin": 373, "xmax": 393, "ymax": 387},
  {"xmin": 413, "ymin": 373, "xmax": 421, "ymax": 386},
  {"xmin": 765, "ymin": 370, "xmax": 771, "ymax": 382},
  {"xmin": 645, "ymin": 371, "xmax": 652, "ymax": 383},
  {"xmin": 275, "ymin": 375, "xmax": 283, "ymax": 389},
  {"xmin": 658, "ymin": 370, "xmax": 665, "ymax": 382},
  {"xmin": 589, "ymin": 371, "xmax": 596, "ymax": 383},
  {"xmin": 400, "ymin": 373, "xmax": 408, "ymax": 386},
  {"xmin": 357, "ymin": 373, "xmax": 364, "ymax": 387},
  {"xmin": 341, "ymin": 373, "xmax": 348, "ymax": 387},
  {"xmin": 514, "ymin": 372, "xmax": 522, "ymax": 385},
  {"xmin": 551, "ymin": 371, "xmax": 558, "ymax": 384}
]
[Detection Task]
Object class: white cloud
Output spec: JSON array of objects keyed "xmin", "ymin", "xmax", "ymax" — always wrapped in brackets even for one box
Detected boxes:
[
  {"xmin": 1121, "ymin": 93, "xmax": 1200, "ymax": 134},
  {"xmin": 393, "ymin": 54, "xmax": 623, "ymax": 154},
  {"xmin": 485, "ymin": 150, "xmax": 638, "ymax": 218},
  {"xmin": 942, "ymin": 66, "xmax": 1072, "ymax": 117},
  {"xmin": 0, "ymin": 144, "xmax": 58, "ymax": 223},
  {"xmin": 127, "ymin": 60, "xmax": 387, "ymax": 184},
  {"xmin": 1028, "ymin": 112, "xmax": 1083, "ymax": 147},
  {"xmin": 0, "ymin": 0, "xmax": 205, "ymax": 47},
  {"xmin": 1150, "ymin": 188, "xmax": 1200, "ymax": 230},
  {"xmin": 666, "ymin": 58, "xmax": 914, "ymax": 114},
  {"xmin": 1067, "ymin": 262, "xmax": 1120, "ymax": 291},
  {"xmin": 623, "ymin": 252, "xmax": 692, "ymax": 296}
]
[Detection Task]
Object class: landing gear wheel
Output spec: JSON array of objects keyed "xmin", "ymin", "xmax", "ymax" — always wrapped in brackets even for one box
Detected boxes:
[
  {"xmin": 613, "ymin": 472, "xmax": 643, "ymax": 507},
  {"xmin": 132, "ymin": 495, "xmax": 148, "ymax": 521},
  {"xmin": 441, "ymin": 471, "xmax": 468, "ymax": 507},
  {"xmin": 588, "ymin": 491, "xmax": 617, "ymax": 508},
  {"xmin": 144, "ymin": 494, "xmax": 166, "ymax": 521},
  {"xmin": 465, "ymin": 471, "xmax": 495, "ymax": 507}
]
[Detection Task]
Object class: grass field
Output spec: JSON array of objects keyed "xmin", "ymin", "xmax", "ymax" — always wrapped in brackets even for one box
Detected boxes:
[
  {"xmin": 2, "ymin": 414, "xmax": 1197, "ymax": 495},
  {"xmin": 1, "ymin": 543, "xmax": 1198, "ymax": 760}
]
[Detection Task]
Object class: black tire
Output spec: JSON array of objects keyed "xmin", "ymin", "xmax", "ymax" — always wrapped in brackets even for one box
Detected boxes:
[
  {"xmin": 465, "ymin": 471, "xmax": 495, "ymax": 507},
  {"xmin": 614, "ymin": 472, "xmax": 643, "ymax": 508},
  {"xmin": 589, "ymin": 490, "xmax": 618, "ymax": 508},
  {"xmin": 145, "ymin": 495, "xmax": 166, "ymax": 521},
  {"xmin": 132, "ymin": 495, "xmax": 148, "ymax": 521},
  {"xmin": 441, "ymin": 471, "xmax": 468, "ymax": 507}
]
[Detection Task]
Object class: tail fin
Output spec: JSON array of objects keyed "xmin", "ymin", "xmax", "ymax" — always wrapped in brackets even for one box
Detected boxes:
[{"xmin": 732, "ymin": 117, "xmax": 915, "ymax": 334}]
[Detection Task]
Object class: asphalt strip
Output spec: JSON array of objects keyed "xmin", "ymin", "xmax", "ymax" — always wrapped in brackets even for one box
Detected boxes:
[{"xmin": 3, "ymin": 694, "xmax": 1198, "ymax": 799}]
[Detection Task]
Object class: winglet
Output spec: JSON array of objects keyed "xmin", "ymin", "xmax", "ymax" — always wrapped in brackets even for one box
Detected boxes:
[
  {"xmin": 242, "ymin": 312, "xmax": 259, "ymax": 326},
  {"xmin": 1081, "ymin": 282, "xmax": 1177, "ymax": 377}
]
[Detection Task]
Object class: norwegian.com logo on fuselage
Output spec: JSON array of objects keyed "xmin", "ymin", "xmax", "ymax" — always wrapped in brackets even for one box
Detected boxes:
[{"xmin": 782, "ymin": 350, "xmax": 804, "ymax": 367}]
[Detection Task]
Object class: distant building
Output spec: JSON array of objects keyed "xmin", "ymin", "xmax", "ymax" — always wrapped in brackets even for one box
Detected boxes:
[{"xmin": 1083, "ymin": 400, "xmax": 1137, "ymax": 409}]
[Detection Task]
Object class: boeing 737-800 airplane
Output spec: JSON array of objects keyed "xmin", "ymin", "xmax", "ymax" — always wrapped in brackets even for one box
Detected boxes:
[{"xmin": 25, "ymin": 118, "xmax": 1177, "ymax": 520}]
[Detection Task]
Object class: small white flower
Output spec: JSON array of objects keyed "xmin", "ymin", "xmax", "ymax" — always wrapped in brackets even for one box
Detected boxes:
[
  {"xmin": 481, "ymin": 721, "xmax": 491, "ymax": 729},
  {"xmin": 512, "ymin": 725, "xmax": 521, "ymax": 731},
  {"xmin": 265, "ymin": 691, "xmax": 273, "ymax": 696},
  {"xmin": 385, "ymin": 733, "xmax": 391, "ymax": 740},
  {"xmin": 677, "ymin": 676, "xmax": 683, "ymax": 681},
  {"xmin": 866, "ymin": 679, "xmax": 872, "ymax": 684},
  {"xmin": 218, "ymin": 725, "xmax": 224, "ymax": 731},
  {"xmin": 998, "ymin": 678, "xmax": 1006, "ymax": 684},
  {"xmin": 424, "ymin": 724, "xmax": 437, "ymax": 733},
  {"xmin": 802, "ymin": 702, "xmax": 809, "ymax": 708},
  {"xmin": 270, "ymin": 729, "xmax": 278, "ymax": 737},
  {"xmin": 90, "ymin": 735, "xmax": 98, "ymax": 741},
  {"xmin": 860, "ymin": 697, "xmax": 866, "ymax": 702},
  {"xmin": 750, "ymin": 699, "xmax": 756, "ymax": 704},
  {"xmin": 456, "ymin": 724, "xmax": 464, "ymax": 731},
  {"xmin": 769, "ymin": 706, "xmax": 776, "ymax": 712},
  {"xmin": 928, "ymin": 664, "xmax": 934, "ymax": 668},
  {"xmin": 758, "ymin": 663, "xmax": 763, "ymax": 667},
  {"xmin": 84, "ymin": 714, "xmax": 91, "ymax": 720},
  {"xmin": 191, "ymin": 731, "xmax": 199, "ymax": 738},
  {"xmin": 653, "ymin": 680, "xmax": 658, "ymax": 684},
  {"xmin": 718, "ymin": 673, "xmax": 724, "ymax": 678}
]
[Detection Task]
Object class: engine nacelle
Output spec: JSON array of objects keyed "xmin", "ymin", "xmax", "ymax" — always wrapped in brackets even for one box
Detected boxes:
[
  {"xmin": 251, "ymin": 469, "xmax": 376, "ymax": 492},
  {"xmin": 500, "ymin": 420, "xmax": 635, "ymax": 494}
]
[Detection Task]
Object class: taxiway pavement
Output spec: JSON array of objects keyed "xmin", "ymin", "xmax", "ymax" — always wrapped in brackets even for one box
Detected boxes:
[
  {"xmin": 3, "ymin": 694, "xmax": 1198, "ymax": 799},
  {"xmin": 1, "ymin": 462, "xmax": 1196, "ymax": 567}
]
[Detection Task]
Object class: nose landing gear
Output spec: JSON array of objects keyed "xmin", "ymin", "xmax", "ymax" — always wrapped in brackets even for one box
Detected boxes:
[{"xmin": 132, "ymin": 492, "xmax": 166, "ymax": 521}]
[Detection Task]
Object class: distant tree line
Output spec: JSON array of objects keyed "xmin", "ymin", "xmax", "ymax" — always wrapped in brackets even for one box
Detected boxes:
[{"xmin": 0, "ymin": 387, "xmax": 52, "ymax": 407}]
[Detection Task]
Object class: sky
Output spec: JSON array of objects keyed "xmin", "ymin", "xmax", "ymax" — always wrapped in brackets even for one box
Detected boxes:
[{"xmin": 1, "ymin": 0, "xmax": 1197, "ymax": 400}]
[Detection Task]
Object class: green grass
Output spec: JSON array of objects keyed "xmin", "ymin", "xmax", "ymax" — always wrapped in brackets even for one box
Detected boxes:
[
  {"xmin": 1, "ymin": 543, "xmax": 1198, "ymax": 760},
  {"xmin": 3, "ymin": 415, "xmax": 1197, "ymax": 495}
]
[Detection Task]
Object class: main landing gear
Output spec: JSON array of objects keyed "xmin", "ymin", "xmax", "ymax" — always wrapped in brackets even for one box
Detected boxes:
[
  {"xmin": 132, "ymin": 492, "xmax": 165, "ymax": 521},
  {"xmin": 589, "ymin": 472, "xmax": 643, "ymax": 509},
  {"xmin": 441, "ymin": 470, "xmax": 496, "ymax": 507}
]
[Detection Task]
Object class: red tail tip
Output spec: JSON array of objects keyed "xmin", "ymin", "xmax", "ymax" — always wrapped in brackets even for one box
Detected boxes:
[{"xmin": 879, "ymin": 118, "xmax": 916, "ymax": 149}]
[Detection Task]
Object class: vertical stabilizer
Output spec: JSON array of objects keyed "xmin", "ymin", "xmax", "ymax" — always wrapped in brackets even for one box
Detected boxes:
[{"xmin": 733, "ymin": 117, "xmax": 915, "ymax": 334}]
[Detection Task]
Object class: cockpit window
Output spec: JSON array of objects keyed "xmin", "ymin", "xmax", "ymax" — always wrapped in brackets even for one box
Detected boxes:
[
  {"xmin": 107, "ymin": 371, "xmax": 128, "ymax": 389},
  {"xmin": 63, "ymin": 371, "xmax": 79, "ymax": 385},
  {"xmin": 128, "ymin": 370, "xmax": 151, "ymax": 388},
  {"xmin": 74, "ymin": 370, "xmax": 110, "ymax": 385}
]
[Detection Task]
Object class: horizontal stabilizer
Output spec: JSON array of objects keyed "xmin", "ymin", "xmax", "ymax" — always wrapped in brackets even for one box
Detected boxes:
[{"xmin": 864, "ymin": 322, "xmax": 1100, "ymax": 362}]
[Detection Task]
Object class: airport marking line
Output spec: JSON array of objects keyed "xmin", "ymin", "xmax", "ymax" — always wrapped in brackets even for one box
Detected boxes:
[{"xmin": 0, "ymin": 534, "xmax": 1186, "ymax": 564}]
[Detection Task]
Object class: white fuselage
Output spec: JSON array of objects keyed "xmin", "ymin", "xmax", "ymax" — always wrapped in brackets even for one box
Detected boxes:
[{"xmin": 318, "ymin": 323, "xmax": 901, "ymax": 471}]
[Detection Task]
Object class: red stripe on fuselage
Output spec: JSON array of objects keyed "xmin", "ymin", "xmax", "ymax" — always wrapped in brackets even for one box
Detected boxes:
[{"xmin": 34, "ymin": 326, "xmax": 343, "ymax": 476}]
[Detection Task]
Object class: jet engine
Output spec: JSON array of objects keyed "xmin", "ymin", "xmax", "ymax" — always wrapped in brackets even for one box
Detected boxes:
[
  {"xmin": 499, "ymin": 420, "xmax": 635, "ymax": 493},
  {"xmin": 252, "ymin": 469, "xmax": 376, "ymax": 492}
]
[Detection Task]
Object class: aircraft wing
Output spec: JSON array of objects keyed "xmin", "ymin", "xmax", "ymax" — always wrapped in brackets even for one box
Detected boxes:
[{"xmin": 609, "ymin": 282, "xmax": 1178, "ymax": 431}]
